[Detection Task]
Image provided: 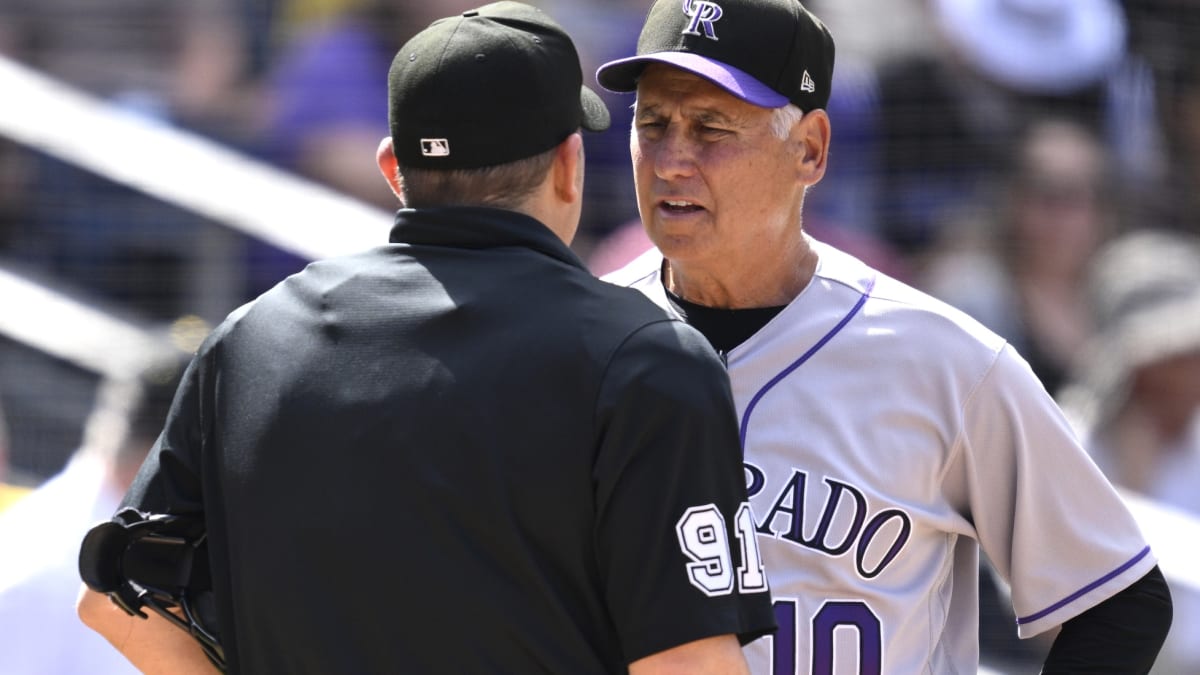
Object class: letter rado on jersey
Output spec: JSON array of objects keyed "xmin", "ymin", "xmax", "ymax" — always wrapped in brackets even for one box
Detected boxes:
[{"xmin": 745, "ymin": 464, "xmax": 912, "ymax": 579}]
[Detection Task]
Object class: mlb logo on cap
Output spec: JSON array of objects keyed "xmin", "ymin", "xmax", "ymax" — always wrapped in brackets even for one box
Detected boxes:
[{"xmin": 421, "ymin": 138, "xmax": 450, "ymax": 157}]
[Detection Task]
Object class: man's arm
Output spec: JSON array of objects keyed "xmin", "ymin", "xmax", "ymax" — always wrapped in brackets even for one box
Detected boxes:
[
  {"xmin": 629, "ymin": 634, "xmax": 750, "ymax": 675},
  {"xmin": 1041, "ymin": 566, "xmax": 1172, "ymax": 674},
  {"xmin": 76, "ymin": 585, "xmax": 220, "ymax": 675}
]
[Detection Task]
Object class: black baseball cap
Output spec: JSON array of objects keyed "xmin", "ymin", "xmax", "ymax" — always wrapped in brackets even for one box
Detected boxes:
[
  {"xmin": 596, "ymin": 0, "xmax": 835, "ymax": 111},
  {"xmin": 388, "ymin": 1, "xmax": 611, "ymax": 170}
]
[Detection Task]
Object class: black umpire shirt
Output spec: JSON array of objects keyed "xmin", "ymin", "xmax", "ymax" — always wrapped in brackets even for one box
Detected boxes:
[{"xmin": 116, "ymin": 207, "xmax": 776, "ymax": 673}]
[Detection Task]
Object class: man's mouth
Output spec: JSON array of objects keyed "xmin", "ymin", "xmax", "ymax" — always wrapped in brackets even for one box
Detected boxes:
[{"xmin": 661, "ymin": 199, "xmax": 704, "ymax": 213}]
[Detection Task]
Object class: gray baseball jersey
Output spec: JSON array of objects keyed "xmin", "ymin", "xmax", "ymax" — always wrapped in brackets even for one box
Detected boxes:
[{"xmin": 605, "ymin": 238, "xmax": 1155, "ymax": 674}]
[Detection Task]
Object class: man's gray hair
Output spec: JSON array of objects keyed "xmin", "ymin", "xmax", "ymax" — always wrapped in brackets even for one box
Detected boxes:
[{"xmin": 770, "ymin": 103, "xmax": 805, "ymax": 140}]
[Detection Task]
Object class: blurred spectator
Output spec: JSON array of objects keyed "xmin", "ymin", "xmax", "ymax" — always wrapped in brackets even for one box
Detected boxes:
[
  {"xmin": 0, "ymin": 352, "xmax": 187, "ymax": 674},
  {"xmin": 0, "ymin": 0, "xmax": 251, "ymax": 128},
  {"xmin": 0, "ymin": 0, "xmax": 257, "ymax": 320},
  {"xmin": 1058, "ymin": 229, "xmax": 1200, "ymax": 673},
  {"xmin": 258, "ymin": 0, "xmax": 491, "ymax": 209},
  {"xmin": 922, "ymin": 115, "xmax": 1118, "ymax": 672},
  {"xmin": 0, "ymin": 137, "xmax": 26, "ymax": 252},
  {"xmin": 872, "ymin": 0, "xmax": 1127, "ymax": 259},
  {"xmin": 922, "ymin": 116, "xmax": 1115, "ymax": 394},
  {"xmin": 259, "ymin": 0, "xmax": 404, "ymax": 210},
  {"xmin": 1120, "ymin": 0, "xmax": 1200, "ymax": 236},
  {"xmin": 0, "ymin": 398, "xmax": 31, "ymax": 513},
  {"xmin": 547, "ymin": 0, "xmax": 650, "ymax": 253}
]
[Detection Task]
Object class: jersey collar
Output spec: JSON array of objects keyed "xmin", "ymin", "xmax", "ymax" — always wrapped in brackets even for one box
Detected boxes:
[{"xmin": 388, "ymin": 206, "xmax": 587, "ymax": 271}]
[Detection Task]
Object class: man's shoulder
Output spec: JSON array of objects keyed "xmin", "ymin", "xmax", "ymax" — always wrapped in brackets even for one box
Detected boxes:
[
  {"xmin": 813, "ymin": 239, "xmax": 1009, "ymax": 360},
  {"xmin": 599, "ymin": 248, "xmax": 662, "ymax": 290},
  {"xmin": 578, "ymin": 252, "xmax": 723, "ymax": 373},
  {"xmin": 208, "ymin": 250, "xmax": 375, "ymax": 341},
  {"xmin": 584, "ymin": 266, "xmax": 695, "ymax": 345},
  {"xmin": 593, "ymin": 249, "xmax": 672, "ymax": 329}
]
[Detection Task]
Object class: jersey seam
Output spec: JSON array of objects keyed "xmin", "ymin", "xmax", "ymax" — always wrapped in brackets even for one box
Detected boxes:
[
  {"xmin": 939, "ymin": 340, "xmax": 1010, "ymax": 487},
  {"xmin": 737, "ymin": 275, "xmax": 874, "ymax": 447}
]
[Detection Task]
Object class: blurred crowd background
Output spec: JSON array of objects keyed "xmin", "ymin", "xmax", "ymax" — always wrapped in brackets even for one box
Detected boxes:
[{"xmin": 1, "ymin": 0, "xmax": 1199, "ymax": 673}]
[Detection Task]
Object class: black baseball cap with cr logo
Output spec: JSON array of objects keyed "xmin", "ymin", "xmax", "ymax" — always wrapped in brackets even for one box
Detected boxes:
[
  {"xmin": 596, "ymin": 0, "xmax": 835, "ymax": 112},
  {"xmin": 388, "ymin": 1, "xmax": 611, "ymax": 170}
]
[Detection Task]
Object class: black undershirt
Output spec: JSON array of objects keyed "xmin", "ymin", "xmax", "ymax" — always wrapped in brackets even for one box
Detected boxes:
[
  {"xmin": 665, "ymin": 288, "xmax": 786, "ymax": 355},
  {"xmin": 1043, "ymin": 566, "xmax": 1172, "ymax": 673}
]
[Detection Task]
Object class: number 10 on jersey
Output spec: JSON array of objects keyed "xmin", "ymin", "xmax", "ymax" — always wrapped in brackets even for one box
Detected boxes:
[{"xmin": 771, "ymin": 597, "xmax": 882, "ymax": 674}]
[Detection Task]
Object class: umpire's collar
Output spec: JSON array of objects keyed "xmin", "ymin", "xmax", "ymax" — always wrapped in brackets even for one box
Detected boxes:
[{"xmin": 389, "ymin": 206, "xmax": 587, "ymax": 270}]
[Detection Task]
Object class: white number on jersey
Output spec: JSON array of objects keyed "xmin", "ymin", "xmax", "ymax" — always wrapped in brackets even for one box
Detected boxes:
[{"xmin": 676, "ymin": 503, "xmax": 768, "ymax": 596}]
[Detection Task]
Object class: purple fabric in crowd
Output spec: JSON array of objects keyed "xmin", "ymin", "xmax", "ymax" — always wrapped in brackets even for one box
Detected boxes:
[{"xmin": 267, "ymin": 18, "xmax": 391, "ymax": 166}]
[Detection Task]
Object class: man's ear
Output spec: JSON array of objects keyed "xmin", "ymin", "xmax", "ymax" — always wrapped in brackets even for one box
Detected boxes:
[
  {"xmin": 376, "ymin": 136, "xmax": 405, "ymax": 201},
  {"xmin": 552, "ymin": 132, "xmax": 583, "ymax": 204},
  {"xmin": 794, "ymin": 109, "xmax": 831, "ymax": 187}
]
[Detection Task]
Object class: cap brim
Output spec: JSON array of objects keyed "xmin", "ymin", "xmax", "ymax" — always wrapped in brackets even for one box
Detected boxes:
[
  {"xmin": 581, "ymin": 85, "xmax": 610, "ymax": 132},
  {"xmin": 596, "ymin": 52, "xmax": 788, "ymax": 108}
]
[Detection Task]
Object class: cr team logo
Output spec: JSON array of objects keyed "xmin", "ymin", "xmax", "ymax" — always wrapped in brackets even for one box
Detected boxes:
[{"xmin": 681, "ymin": 0, "xmax": 722, "ymax": 40}]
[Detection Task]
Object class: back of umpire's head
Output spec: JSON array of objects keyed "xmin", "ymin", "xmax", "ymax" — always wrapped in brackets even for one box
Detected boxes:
[{"xmin": 377, "ymin": 1, "xmax": 610, "ymax": 211}]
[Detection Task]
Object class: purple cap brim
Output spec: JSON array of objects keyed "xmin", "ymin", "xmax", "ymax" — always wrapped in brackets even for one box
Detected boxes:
[{"xmin": 596, "ymin": 51, "xmax": 788, "ymax": 108}]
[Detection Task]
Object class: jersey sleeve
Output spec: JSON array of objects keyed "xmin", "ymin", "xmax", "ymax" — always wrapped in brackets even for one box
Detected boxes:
[
  {"xmin": 956, "ymin": 343, "xmax": 1156, "ymax": 638},
  {"xmin": 592, "ymin": 319, "xmax": 776, "ymax": 663}
]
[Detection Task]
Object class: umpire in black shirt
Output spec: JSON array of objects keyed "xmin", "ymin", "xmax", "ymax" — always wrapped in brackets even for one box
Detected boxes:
[{"xmin": 77, "ymin": 2, "xmax": 776, "ymax": 673}]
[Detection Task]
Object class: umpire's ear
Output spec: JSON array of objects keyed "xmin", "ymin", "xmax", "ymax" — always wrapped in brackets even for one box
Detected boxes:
[
  {"xmin": 376, "ymin": 137, "xmax": 405, "ymax": 204},
  {"xmin": 551, "ymin": 132, "xmax": 583, "ymax": 205}
]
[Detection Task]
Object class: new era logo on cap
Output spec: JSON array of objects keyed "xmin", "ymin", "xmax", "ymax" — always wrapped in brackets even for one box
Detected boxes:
[
  {"xmin": 421, "ymin": 138, "xmax": 450, "ymax": 157},
  {"xmin": 801, "ymin": 70, "xmax": 815, "ymax": 93}
]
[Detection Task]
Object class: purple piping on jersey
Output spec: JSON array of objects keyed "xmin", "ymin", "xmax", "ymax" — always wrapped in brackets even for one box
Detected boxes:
[
  {"xmin": 1016, "ymin": 546, "xmax": 1152, "ymax": 625},
  {"xmin": 738, "ymin": 275, "xmax": 876, "ymax": 449}
]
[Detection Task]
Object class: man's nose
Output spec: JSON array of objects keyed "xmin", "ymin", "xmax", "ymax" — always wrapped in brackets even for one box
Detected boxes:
[{"xmin": 653, "ymin": 126, "xmax": 698, "ymax": 180}]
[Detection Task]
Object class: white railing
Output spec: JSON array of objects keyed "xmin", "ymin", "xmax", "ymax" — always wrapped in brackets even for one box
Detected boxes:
[{"xmin": 0, "ymin": 56, "xmax": 390, "ymax": 262}]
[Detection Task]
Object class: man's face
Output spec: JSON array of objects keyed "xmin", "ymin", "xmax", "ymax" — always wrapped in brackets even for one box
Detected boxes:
[{"xmin": 631, "ymin": 65, "xmax": 808, "ymax": 274}]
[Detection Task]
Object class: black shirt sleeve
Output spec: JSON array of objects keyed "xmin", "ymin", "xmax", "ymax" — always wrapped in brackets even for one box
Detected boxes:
[
  {"xmin": 1041, "ymin": 565, "xmax": 1173, "ymax": 674},
  {"xmin": 593, "ymin": 318, "xmax": 776, "ymax": 663},
  {"xmin": 120, "ymin": 345, "xmax": 209, "ymax": 518}
]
